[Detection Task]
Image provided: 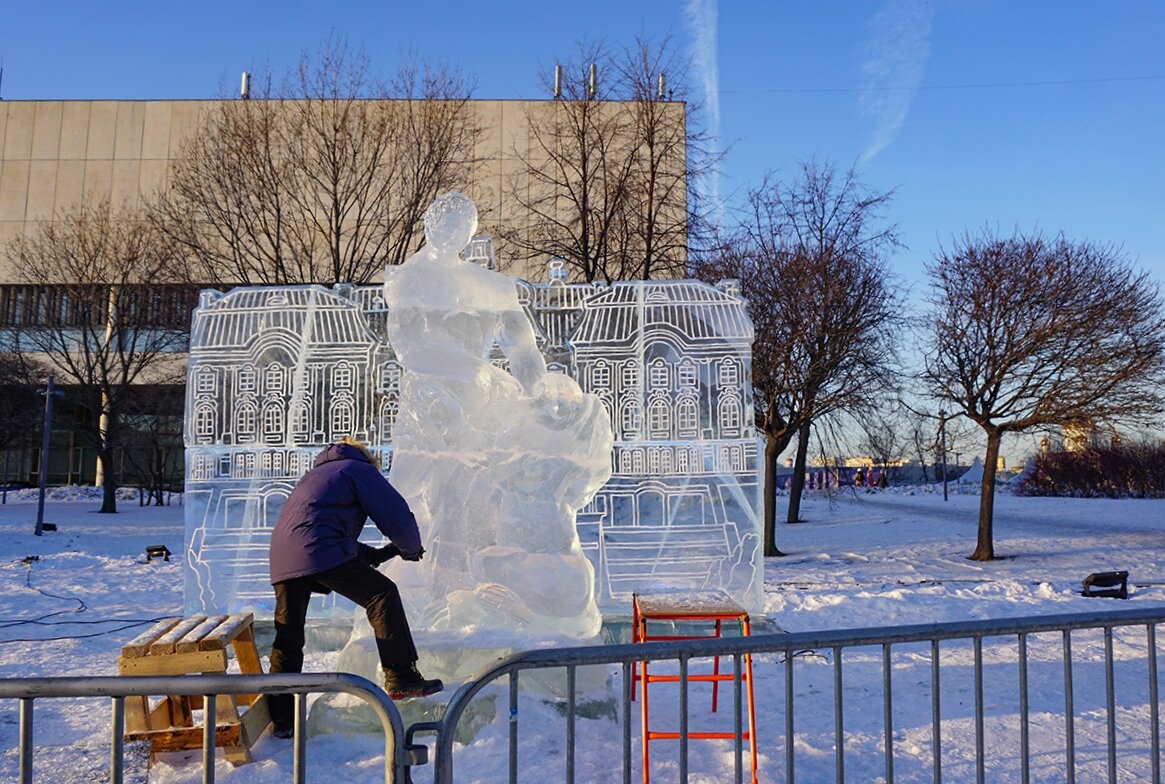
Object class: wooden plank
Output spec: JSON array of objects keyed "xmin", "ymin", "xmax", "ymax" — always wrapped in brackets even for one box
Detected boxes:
[
  {"xmin": 147, "ymin": 699, "xmax": 171, "ymax": 727},
  {"xmin": 120, "ymin": 618, "xmax": 182, "ymax": 659},
  {"xmin": 125, "ymin": 724, "xmax": 241, "ymax": 750},
  {"xmin": 118, "ymin": 650, "xmax": 226, "ymax": 676},
  {"xmin": 200, "ymin": 612, "xmax": 254, "ymax": 650},
  {"xmin": 124, "ymin": 695, "xmax": 150, "ymax": 733},
  {"xmin": 149, "ymin": 616, "xmax": 208, "ymax": 655},
  {"xmin": 174, "ymin": 615, "xmax": 229, "ymax": 654},
  {"xmin": 232, "ymin": 633, "xmax": 264, "ymax": 676},
  {"xmin": 238, "ymin": 696, "xmax": 271, "ymax": 747}
]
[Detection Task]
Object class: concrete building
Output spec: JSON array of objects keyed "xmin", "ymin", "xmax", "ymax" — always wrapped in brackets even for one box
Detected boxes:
[
  {"xmin": 0, "ymin": 98, "xmax": 689, "ymax": 486},
  {"xmin": 0, "ymin": 98, "xmax": 687, "ymax": 282}
]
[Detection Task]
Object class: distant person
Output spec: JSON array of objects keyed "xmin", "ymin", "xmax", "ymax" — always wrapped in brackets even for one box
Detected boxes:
[
  {"xmin": 853, "ymin": 468, "xmax": 865, "ymax": 487},
  {"xmin": 267, "ymin": 438, "xmax": 441, "ymax": 738}
]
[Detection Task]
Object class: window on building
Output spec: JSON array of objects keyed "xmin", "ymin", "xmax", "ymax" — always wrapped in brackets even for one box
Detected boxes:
[
  {"xmin": 334, "ymin": 363, "xmax": 353, "ymax": 390},
  {"xmin": 678, "ymin": 361, "xmax": 697, "ymax": 388}
]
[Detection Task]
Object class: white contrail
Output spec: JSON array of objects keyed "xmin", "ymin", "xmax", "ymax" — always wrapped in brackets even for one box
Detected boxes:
[
  {"xmin": 859, "ymin": 0, "xmax": 933, "ymax": 164},
  {"xmin": 685, "ymin": 0, "xmax": 722, "ymax": 224}
]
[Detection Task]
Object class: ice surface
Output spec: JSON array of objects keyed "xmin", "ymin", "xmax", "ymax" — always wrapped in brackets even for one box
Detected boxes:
[
  {"xmin": 380, "ymin": 192, "xmax": 611, "ymax": 639},
  {"xmin": 182, "ymin": 193, "xmax": 763, "ymax": 628}
]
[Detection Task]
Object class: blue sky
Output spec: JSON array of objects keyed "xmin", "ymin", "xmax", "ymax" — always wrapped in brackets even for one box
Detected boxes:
[{"xmin": 2, "ymin": 0, "xmax": 1163, "ymax": 296}]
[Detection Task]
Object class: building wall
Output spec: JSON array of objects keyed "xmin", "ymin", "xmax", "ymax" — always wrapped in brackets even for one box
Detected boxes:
[{"xmin": 0, "ymin": 98, "xmax": 687, "ymax": 282}]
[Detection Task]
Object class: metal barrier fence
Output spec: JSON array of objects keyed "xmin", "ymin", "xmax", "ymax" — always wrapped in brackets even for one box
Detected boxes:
[
  {"xmin": 2, "ymin": 607, "xmax": 1163, "ymax": 783},
  {"xmin": 0, "ymin": 672, "xmax": 408, "ymax": 784},
  {"xmin": 410, "ymin": 605, "xmax": 1165, "ymax": 784}
]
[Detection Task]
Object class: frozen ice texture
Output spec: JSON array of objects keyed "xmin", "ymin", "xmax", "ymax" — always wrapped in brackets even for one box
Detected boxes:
[
  {"xmin": 183, "ymin": 194, "xmax": 762, "ymax": 628},
  {"xmin": 381, "ymin": 192, "xmax": 611, "ymax": 638}
]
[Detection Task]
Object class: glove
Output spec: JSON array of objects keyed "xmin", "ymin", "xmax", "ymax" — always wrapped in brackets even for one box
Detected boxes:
[
  {"xmin": 400, "ymin": 546, "xmax": 425, "ymax": 562},
  {"xmin": 367, "ymin": 544, "xmax": 401, "ymax": 567}
]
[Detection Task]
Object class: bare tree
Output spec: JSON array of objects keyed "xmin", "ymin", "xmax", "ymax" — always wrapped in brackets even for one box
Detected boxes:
[
  {"xmin": 505, "ymin": 36, "xmax": 714, "ymax": 282},
  {"xmin": 859, "ymin": 404, "xmax": 907, "ymax": 483},
  {"xmin": 0, "ymin": 353, "xmax": 47, "ymax": 493},
  {"xmin": 155, "ymin": 39, "xmax": 479, "ymax": 285},
  {"xmin": 700, "ymin": 160, "xmax": 903, "ymax": 556},
  {"xmin": 921, "ymin": 228, "xmax": 1165, "ymax": 560},
  {"xmin": 4, "ymin": 200, "xmax": 190, "ymax": 513}
]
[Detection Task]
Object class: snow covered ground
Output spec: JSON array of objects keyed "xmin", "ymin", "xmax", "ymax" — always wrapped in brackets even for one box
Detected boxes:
[{"xmin": 0, "ymin": 484, "xmax": 1162, "ymax": 782}]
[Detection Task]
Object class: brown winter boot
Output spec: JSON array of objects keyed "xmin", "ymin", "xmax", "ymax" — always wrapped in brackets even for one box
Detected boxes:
[{"xmin": 383, "ymin": 663, "xmax": 444, "ymax": 699}]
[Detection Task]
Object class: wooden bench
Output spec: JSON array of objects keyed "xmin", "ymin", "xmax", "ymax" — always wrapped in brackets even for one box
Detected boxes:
[{"xmin": 118, "ymin": 612, "xmax": 270, "ymax": 764}]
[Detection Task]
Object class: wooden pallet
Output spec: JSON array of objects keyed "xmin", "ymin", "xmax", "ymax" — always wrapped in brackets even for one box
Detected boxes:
[{"xmin": 118, "ymin": 612, "xmax": 270, "ymax": 764}]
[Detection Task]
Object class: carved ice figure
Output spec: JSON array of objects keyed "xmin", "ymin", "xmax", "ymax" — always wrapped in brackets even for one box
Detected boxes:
[{"xmin": 379, "ymin": 192, "xmax": 613, "ymax": 639}]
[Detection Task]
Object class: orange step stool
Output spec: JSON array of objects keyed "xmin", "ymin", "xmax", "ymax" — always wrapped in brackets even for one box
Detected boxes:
[{"xmin": 632, "ymin": 590, "xmax": 757, "ymax": 783}]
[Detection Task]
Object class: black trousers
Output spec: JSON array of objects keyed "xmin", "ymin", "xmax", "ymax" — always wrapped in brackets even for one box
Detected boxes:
[{"xmin": 269, "ymin": 558, "xmax": 418, "ymax": 727}]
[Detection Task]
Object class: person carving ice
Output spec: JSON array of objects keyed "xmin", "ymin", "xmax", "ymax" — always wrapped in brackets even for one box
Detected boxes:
[
  {"xmin": 267, "ymin": 438, "xmax": 442, "ymax": 738},
  {"xmin": 381, "ymin": 191, "xmax": 613, "ymax": 640}
]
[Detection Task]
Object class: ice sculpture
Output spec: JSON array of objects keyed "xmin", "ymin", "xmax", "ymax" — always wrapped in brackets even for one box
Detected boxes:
[
  {"xmin": 380, "ymin": 192, "xmax": 612, "ymax": 638},
  {"xmin": 182, "ymin": 202, "xmax": 762, "ymax": 625}
]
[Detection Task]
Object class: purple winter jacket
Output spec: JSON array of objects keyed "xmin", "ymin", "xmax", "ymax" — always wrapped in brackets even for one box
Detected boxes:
[{"xmin": 268, "ymin": 442, "xmax": 422, "ymax": 584}]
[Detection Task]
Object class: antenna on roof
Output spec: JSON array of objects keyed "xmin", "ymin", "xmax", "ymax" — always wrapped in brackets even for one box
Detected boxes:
[
  {"xmin": 553, "ymin": 64, "xmax": 561, "ymax": 99},
  {"xmin": 0, "ymin": 65, "xmax": 5, "ymax": 100},
  {"xmin": 657, "ymin": 73, "xmax": 665, "ymax": 100},
  {"xmin": 240, "ymin": 71, "xmax": 251, "ymax": 100},
  {"xmin": 587, "ymin": 63, "xmax": 596, "ymax": 99}
]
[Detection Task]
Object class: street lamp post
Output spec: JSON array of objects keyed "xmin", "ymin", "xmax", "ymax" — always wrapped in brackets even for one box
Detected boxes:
[{"xmin": 35, "ymin": 376, "xmax": 63, "ymax": 536}]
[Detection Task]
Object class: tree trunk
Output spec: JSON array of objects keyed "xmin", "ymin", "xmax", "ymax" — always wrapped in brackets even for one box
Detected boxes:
[
  {"xmin": 762, "ymin": 436, "xmax": 786, "ymax": 557},
  {"xmin": 786, "ymin": 420, "xmax": 812, "ymax": 523},
  {"xmin": 97, "ymin": 447, "xmax": 117, "ymax": 513},
  {"xmin": 968, "ymin": 429, "xmax": 1002, "ymax": 561}
]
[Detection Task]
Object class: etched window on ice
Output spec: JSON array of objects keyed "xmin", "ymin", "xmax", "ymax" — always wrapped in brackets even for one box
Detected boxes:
[
  {"xmin": 592, "ymin": 361, "xmax": 610, "ymax": 390},
  {"xmin": 262, "ymin": 402, "xmax": 284, "ymax": 441},
  {"xmin": 290, "ymin": 401, "xmax": 309, "ymax": 436},
  {"xmin": 649, "ymin": 358, "xmax": 668, "ymax": 389},
  {"xmin": 264, "ymin": 364, "xmax": 285, "ymax": 395},
  {"xmin": 621, "ymin": 400, "xmax": 642, "ymax": 438},
  {"xmin": 196, "ymin": 368, "xmax": 216, "ymax": 394},
  {"xmin": 718, "ymin": 359, "xmax": 739, "ymax": 387},
  {"xmin": 236, "ymin": 403, "xmax": 257, "ymax": 439},
  {"xmin": 677, "ymin": 397, "xmax": 698, "ymax": 438},
  {"xmin": 332, "ymin": 400, "xmax": 353, "ymax": 438},
  {"xmin": 238, "ymin": 366, "xmax": 256, "ymax": 393},
  {"xmin": 621, "ymin": 363, "xmax": 639, "ymax": 390},
  {"xmin": 719, "ymin": 395, "xmax": 742, "ymax": 436},
  {"xmin": 648, "ymin": 398, "xmax": 670, "ymax": 439},
  {"xmin": 195, "ymin": 404, "xmax": 214, "ymax": 439}
]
